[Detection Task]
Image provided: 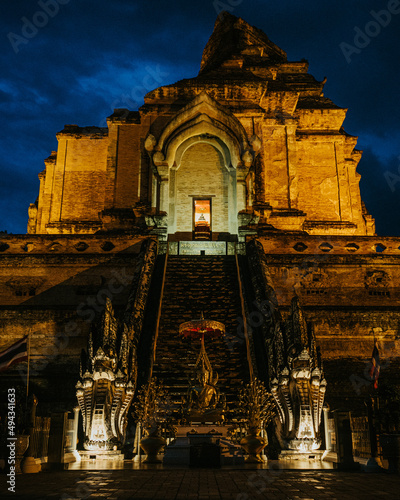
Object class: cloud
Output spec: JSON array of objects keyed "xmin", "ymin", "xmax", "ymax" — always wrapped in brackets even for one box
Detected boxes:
[
  {"xmin": 0, "ymin": 0, "xmax": 399, "ymax": 234},
  {"xmin": 359, "ymin": 149, "xmax": 400, "ymax": 236},
  {"xmin": 0, "ymin": 159, "xmax": 39, "ymax": 233}
]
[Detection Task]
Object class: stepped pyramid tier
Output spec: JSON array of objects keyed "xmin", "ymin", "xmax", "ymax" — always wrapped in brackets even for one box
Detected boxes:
[
  {"xmin": 28, "ymin": 13, "xmax": 373, "ymax": 238},
  {"xmin": 199, "ymin": 11, "xmax": 288, "ymax": 75},
  {"xmin": 2, "ymin": 12, "xmax": 400, "ymax": 467}
]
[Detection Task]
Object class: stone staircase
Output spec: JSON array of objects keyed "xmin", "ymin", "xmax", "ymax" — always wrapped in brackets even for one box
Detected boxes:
[{"xmin": 152, "ymin": 255, "xmax": 250, "ymax": 413}]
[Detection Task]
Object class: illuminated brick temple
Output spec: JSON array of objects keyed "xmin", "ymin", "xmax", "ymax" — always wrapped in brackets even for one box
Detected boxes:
[{"xmin": 1, "ymin": 13, "xmax": 399, "ymax": 467}]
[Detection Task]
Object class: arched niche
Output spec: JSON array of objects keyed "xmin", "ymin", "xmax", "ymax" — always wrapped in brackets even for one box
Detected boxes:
[
  {"xmin": 174, "ymin": 135, "xmax": 231, "ymax": 171},
  {"xmin": 168, "ymin": 138, "xmax": 237, "ymax": 237},
  {"xmin": 148, "ymin": 92, "xmax": 258, "ymax": 238}
]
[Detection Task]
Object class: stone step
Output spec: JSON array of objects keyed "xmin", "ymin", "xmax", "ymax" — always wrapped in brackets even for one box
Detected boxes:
[{"xmin": 152, "ymin": 255, "xmax": 250, "ymax": 409}]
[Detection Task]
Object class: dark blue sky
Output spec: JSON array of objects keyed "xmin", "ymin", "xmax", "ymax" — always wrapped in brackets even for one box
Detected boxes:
[{"xmin": 1, "ymin": 0, "xmax": 399, "ymax": 235}]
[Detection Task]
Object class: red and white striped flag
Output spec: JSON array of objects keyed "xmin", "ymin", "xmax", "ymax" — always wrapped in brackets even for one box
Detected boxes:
[{"xmin": 0, "ymin": 336, "xmax": 28, "ymax": 372}]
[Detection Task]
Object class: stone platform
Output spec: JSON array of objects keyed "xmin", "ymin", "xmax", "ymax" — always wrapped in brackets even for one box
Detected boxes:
[
  {"xmin": 163, "ymin": 425, "xmax": 244, "ymax": 466},
  {"xmin": 279, "ymin": 449, "xmax": 325, "ymax": 461},
  {"xmin": 79, "ymin": 450, "xmax": 124, "ymax": 461}
]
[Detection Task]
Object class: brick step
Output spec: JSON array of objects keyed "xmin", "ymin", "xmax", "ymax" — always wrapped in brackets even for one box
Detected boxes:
[{"xmin": 152, "ymin": 255, "xmax": 249, "ymax": 406}]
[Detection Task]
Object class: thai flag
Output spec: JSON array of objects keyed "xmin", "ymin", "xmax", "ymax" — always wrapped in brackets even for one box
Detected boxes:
[
  {"xmin": 0, "ymin": 336, "xmax": 28, "ymax": 372},
  {"xmin": 369, "ymin": 343, "xmax": 380, "ymax": 389}
]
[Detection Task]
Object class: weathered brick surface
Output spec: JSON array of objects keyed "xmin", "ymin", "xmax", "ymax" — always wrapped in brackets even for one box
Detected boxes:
[
  {"xmin": 61, "ymin": 171, "xmax": 107, "ymax": 220},
  {"xmin": 152, "ymin": 255, "xmax": 249, "ymax": 408},
  {"xmin": 255, "ymin": 234, "xmax": 400, "ymax": 362},
  {"xmin": 114, "ymin": 125, "xmax": 141, "ymax": 208},
  {"xmin": 0, "ymin": 235, "xmax": 150, "ymax": 410}
]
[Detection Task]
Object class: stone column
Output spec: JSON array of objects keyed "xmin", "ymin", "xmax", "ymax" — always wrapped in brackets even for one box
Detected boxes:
[
  {"xmin": 160, "ymin": 177, "xmax": 169, "ymax": 213},
  {"xmin": 27, "ymin": 204, "xmax": 38, "ymax": 234},
  {"xmin": 36, "ymin": 169, "xmax": 46, "ymax": 232},
  {"xmin": 323, "ymin": 407, "xmax": 330, "ymax": 451},
  {"xmin": 333, "ymin": 411, "xmax": 359, "ymax": 470},
  {"xmin": 39, "ymin": 153, "xmax": 56, "ymax": 232},
  {"xmin": 237, "ymin": 179, "xmax": 247, "ymax": 213},
  {"xmin": 104, "ymin": 122, "xmax": 119, "ymax": 209},
  {"xmin": 248, "ymin": 174, "xmax": 254, "ymax": 208},
  {"xmin": 151, "ymin": 173, "xmax": 158, "ymax": 210},
  {"xmin": 71, "ymin": 406, "xmax": 80, "ymax": 462},
  {"xmin": 228, "ymin": 169, "xmax": 238, "ymax": 235},
  {"xmin": 285, "ymin": 120, "xmax": 298, "ymax": 210},
  {"xmin": 365, "ymin": 397, "xmax": 382, "ymax": 471}
]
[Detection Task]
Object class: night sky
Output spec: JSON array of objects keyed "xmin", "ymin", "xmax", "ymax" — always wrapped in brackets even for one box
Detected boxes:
[{"xmin": 1, "ymin": 0, "xmax": 399, "ymax": 235}]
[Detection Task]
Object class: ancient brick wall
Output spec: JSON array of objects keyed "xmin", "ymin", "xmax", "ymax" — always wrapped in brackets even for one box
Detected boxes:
[
  {"xmin": 0, "ymin": 235, "xmax": 151, "ymax": 409},
  {"xmin": 113, "ymin": 124, "xmax": 142, "ymax": 209},
  {"xmin": 256, "ymin": 234, "xmax": 400, "ymax": 374},
  {"xmin": 36, "ymin": 130, "xmax": 109, "ymax": 233}
]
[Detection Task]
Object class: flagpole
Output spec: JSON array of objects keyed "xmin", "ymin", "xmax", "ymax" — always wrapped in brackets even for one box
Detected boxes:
[
  {"xmin": 366, "ymin": 335, "xmax": 381, "ymax": 470},
  {"xmin": 26, "ymin": 333, "xmax": 31, "ymax": 399}
]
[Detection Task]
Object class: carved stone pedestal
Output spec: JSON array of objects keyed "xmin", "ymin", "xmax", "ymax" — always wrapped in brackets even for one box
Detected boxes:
[
  {"xmin": 163, "ymin": 425, "xmax": 244, "ymax": 466},
  {"xmin": 279, "ymin": 449, "xmax": 325, "ymax": 461},
  {"xmin": 79, "ymin": 450, "xmax": 124, "ymax": 461}
]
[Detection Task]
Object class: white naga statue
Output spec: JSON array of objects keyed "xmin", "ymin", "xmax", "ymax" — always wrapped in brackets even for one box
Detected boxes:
[
  {"xmin": 76, "ymin": 299, "xmax": 135, "ymax": 451},
  {"xmin": 270, "ymin": 297, "xmax": 327, "ymax": 452}
]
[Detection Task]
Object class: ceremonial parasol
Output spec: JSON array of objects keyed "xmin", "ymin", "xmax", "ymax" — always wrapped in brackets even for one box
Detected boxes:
[{"xmin": 179, "ymin": 312, "xmax": 225, "ymax": 341}]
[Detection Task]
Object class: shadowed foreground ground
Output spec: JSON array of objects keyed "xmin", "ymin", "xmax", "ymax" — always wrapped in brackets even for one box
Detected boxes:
[{"xmin": 1, "ymin": 469, "xmax": 399, "ymax": 499}]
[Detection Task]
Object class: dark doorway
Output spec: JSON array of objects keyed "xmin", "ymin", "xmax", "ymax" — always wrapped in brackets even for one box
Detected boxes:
[{"xmin": 190, "ymin": 441, "xmax": 221, "ymax": 468}]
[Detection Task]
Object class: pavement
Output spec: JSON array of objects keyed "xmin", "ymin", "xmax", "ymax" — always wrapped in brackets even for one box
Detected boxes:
[{"xmin": 1, "ymin": 467, "xmax": 399, "ymax": 500}]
